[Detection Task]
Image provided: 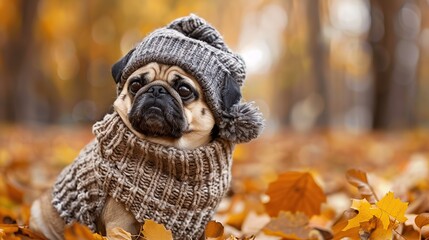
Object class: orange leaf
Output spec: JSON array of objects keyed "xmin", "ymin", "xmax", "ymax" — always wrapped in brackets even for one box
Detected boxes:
[
  {"xmin": 331, "ymin": 209, "xmax": 359, "ymax": 240},
  {"xmin": 19, "ymin": 226, "xmax": 49, "ymax": 240},
  {"xmin": 264, "ymin": 172, "xmax": 326, "ymax": 217},
  {"xmin": 3, "ymin": 161, "xmax": 30, "ymax": 203},
  {"xmin": 415, "ymin": 213, "xmax": 429, "ymax": 239},
  {"xmin": 64, "ymin": 223, "xmax": 95, "ymax": 240},
  {"xmin": 226, "ymin": 211, "xmax": 248, "ymax": 230},
  {"xmin": 0, "ymin": 224, "xmax": 19, "ymax": 234},
  {"xmin": 415, "ymin": 213, "xmax": 429, "ymax": 228},
  {"xmin": 346, "ymin": 169, "xmax": 378, "ymax": 204},
  {"xmin": 205, "ymin": 220, "xmax": 224, "ymax": 239},
  {"xmin": 142, "ymin": 219, "xmax": 173, "ymax": 240},
  {"xmin": 262, "ymin": 211, "xmax": 310, "ymax": 239}
]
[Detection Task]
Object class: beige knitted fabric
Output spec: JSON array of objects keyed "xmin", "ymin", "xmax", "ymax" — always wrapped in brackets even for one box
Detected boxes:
[{"xmin": 52, "ymin": 112, "xmax": 234, "ymax": 239}]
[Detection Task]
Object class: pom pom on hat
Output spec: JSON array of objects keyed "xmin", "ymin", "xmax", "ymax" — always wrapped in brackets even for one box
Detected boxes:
[{"xmin": 219, "ymin": 102, "xmax": 265, "ymax": 144}]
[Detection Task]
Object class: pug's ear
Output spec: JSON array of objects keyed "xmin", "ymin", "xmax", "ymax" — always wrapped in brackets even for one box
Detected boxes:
[
  {"xmin": 222, "ymin": 75, "xmax": 241, "ymax": 110},
  {"xmin": 111, "ymin": 48, "xmax": 135, "ymax": 84}
]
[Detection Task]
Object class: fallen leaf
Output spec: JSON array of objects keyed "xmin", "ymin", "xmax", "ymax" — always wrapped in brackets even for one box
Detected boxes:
[
  {"xmin": 19, "ymin": 226, "xmax": 49, "ymax": 240},
  {"xmin": 415, "ymin": 212, "xmax": 429, "ymax": 228},
  {"xmin": 370, "ymin": 219, "xmax": 393, "ymax": 240},
  {"xmin": 346, "ymin": 169, "xmax": 378, "ymax": 204},
  {"xmin": 225, "ymin": 194, "xmax": 265, "ymax": 230},
  {"xmin": 263, "ymin": 211, "xmax": 311, "ymax": 239},
  {"xmin": 0, "ymin": 230, "xmax": 20, "ymax": 240},
  {"xmin": 226, "ymin": 211, "xmax": 248, "ymax": 230},
  {"xmin": 343, "ymin": 199, "xmax": 375, "ymax": 231},
  {"xmin": 241, "ymin": 211, "xmax": 270, "ymax": 235},
  {"xmin": 415, "ymin": 213, "xmax": 429, "ymax": 239},
  {"xmin": 225, "ymin": 235, "xmax": 255, "ymax": 240},
  {"xmin": 142, "ymin": 219, "xmax": 173, "ymax": 240},
  {"xmin": 0, "ymin": 224, "xmax": 19, "ymax": 234},
  {"xmin": 106, "ymin": 227, "xmax": 131, "ymax": 240},
  {"xmin": 401, "ymin": 224, "xmax": 420, "ymax": 239},
  {"xmin": 375, "ymin": 192, "xmax": 408, "ymax": 229},
  {"xmin": 64, "ymin": 223, "xmax": 95, "ymax": 240},
  {"xmin": 205, "ymin": 220, "xmax": 224, "ymax": 239},
  {"xmin": 342, "ymin": 191, "xmax": 408, "ymax": 240},
  {"xmin": 3, "ymin": 161, "xmax": 29, "ymax": 203},
  {"xmin": 264, "ymin": 172, "xmax": 326, "ymax": 217},
  {"xmin": 421, "ymin": 225, "xmax": 429, "ymax": 239},
  {"xmin": 332, "ymin": 209, "xmax": 359, "ymax": 240},
  {"xmin": 309, "ymin": 204, "xmax": 336, "ymax": 230}
]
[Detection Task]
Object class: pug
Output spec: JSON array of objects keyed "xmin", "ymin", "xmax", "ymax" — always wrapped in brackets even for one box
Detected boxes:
[
  {"xmin": 29, "ymin": 14, "xmax": 264, "ymax": 240},
  {"xmin": 29, "ymin": 62, "xmax": 221, "ymax": 239}
]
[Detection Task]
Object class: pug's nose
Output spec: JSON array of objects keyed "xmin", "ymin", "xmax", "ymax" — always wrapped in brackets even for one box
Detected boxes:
[{"xmin": 147, "ymin": 85, "xmax": 167, "ymax": 97}]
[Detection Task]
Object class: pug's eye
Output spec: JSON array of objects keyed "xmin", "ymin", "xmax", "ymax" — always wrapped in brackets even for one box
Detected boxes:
[
  {"xmin": 129, "ymin": 81, "xmax": 143, "ymax": 94},
  {"xmin": 178, "ymin": 85, "xmax": 193, "ymax": 99}
]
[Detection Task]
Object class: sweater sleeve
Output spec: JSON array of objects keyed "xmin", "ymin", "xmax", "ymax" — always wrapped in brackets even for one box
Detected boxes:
[{"xmin": 51, "ymin": 139, "xmax": 106, "ymax": 231}]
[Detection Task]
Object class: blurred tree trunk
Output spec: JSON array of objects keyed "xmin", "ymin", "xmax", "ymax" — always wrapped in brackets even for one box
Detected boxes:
[
  {"xmin": 0, "ymin": 1, "xmax": 38, "ymax": 122},
  {"xmin": 0, "ymin": 0, "xmax": 58, "ymax": 123},
  {"xmin": 370, "ymin": 0, "xmax": 420, "ymax": 129},
  {"xmin": 306, "ymin": 0, "xmax": 328, "ymax": 127},
  {"xmin": 273, "ymin": 0, "xmax": 327, "ymax": 130}
]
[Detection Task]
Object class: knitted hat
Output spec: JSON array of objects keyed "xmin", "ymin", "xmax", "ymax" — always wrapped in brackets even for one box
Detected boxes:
[{"xmin": 112, "ymin": 14, "xmax": 264, "ymax": 143}]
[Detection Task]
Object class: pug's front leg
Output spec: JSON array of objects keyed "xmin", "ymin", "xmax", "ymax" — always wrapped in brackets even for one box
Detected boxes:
[
  {"xmin": 30, "ymin": 190, "xmax": 66, "ymax": 240},
  {"xmin": 101, "ymin": 197, "xmax": 141, "ymax": 237}
]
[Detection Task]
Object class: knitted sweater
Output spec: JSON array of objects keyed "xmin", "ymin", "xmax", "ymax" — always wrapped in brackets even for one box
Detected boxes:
[{"xmin": 51, "ymin": 112, "xmax": 234, "ymax": 239}]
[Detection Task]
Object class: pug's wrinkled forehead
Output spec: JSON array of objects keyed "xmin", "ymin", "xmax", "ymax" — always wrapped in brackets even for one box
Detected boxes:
[
  {"xmin": 126, "ymin": 63, "xmax": 198, "ymax": 92},
  {"xmin": 120, "ymin": 63, "xmax": 202, "ymax": 105}
]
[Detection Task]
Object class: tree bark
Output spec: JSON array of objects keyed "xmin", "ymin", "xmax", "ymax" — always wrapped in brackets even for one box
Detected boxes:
[
  {"xmin": 306, "ymin": 0, "xmax": 328, "ymax": 127},
  {"xmin": 370, "ymin": 0, "xmax": 419, "ymax": 129}
]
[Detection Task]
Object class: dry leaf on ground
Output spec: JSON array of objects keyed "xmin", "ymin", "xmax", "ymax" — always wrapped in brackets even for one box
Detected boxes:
[
  {"xmin": 64, "ymin": 223, "xmax": 106, "ymax": 240},
  {"xmin": 346, "ymin": 169, "xmax": 378, "ymax": 204},
  {"xmin": 263, "ymin": 211, "xmax": 311, "ymax": 239},
  {"xmin": 205, "ymin": 220, "xmax": 224, "ymax": 239},
  {"xmin": 264, "ymin": 172, "xmax": 326, "ymax": 217},
  {"xmin": 142, "ymin": 219, "xmax": 173, "ymax": 240},
  {"xmin": 106, "ymin": 227, "xmax": 131, "ymax": 240},
  {"xmin": 415, "ymin": 213, "xmax": 429, "ymax": 238},
  {"xmin": 342, "ymin": 191, "xmax": 408, "ymax": 239},
  {"xmin": 375, "ymin": 192, "xmax": 408, "ymax": 229}
]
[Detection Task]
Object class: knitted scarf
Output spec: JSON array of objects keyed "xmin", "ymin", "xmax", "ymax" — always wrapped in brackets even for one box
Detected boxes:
[{"xmin": 52, "ymin": 112, "xmax": 234, "ymax": 239}]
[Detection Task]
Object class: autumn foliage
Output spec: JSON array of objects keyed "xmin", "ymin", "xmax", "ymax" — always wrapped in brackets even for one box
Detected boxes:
[{"xmin": 3, "ymin": 130, "xmax": 429, "ymax": 239}]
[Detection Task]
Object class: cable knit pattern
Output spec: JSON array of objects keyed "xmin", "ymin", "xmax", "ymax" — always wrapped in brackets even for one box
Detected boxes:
[{"xmin": 51, "ymin": 112, "xmax": 234, "ymax": 239}]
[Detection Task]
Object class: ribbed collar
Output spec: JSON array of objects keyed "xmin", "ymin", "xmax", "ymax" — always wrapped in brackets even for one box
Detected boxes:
[{"xmin": 92, "ymin": 112, "xmax": 234, "ymax": 181}]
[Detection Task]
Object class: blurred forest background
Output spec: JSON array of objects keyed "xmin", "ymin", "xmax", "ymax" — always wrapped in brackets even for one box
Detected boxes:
[
  {"xmin": 2, "ymin": 0, "xmax": 429, "ymax": 133},
  {"xmin": 5, "ymin": 1, "xmax": 429, "ymax": 239}
]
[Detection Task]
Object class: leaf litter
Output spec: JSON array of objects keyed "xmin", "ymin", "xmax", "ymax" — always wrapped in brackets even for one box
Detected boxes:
[{"xmin": 2, "ymin": 128, "xmax": 429, "ymax": 239}]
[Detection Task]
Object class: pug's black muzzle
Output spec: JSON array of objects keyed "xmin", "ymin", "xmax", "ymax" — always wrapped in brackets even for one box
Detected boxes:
[{"xmin": 128, "ymin": 84, "xmax": 186, "ymax": 138}]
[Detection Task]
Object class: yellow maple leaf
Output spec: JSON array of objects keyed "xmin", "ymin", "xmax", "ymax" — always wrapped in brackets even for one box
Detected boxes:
[
  {"xmin": 370, "ymin": 219, "xmax": 393, "ymax": 240},
  {"xmin": 375, "ymin": 192, "xmax": 408, "ymax": 230},
  {"xmin": 343, "ymin": 199, "xmax": 375, "ymax": 231},
  {"xmin": 343, "ymin": 192, "xmax": 408, "ymax": 233}
]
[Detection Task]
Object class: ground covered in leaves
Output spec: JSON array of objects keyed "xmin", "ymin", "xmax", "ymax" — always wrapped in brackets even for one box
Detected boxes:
[{"xmin": 2, "ymin": 125, "xmax": 429, "ymax": 239}]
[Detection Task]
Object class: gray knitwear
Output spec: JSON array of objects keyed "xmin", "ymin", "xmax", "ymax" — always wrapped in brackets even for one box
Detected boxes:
[
  {"xmin": 117, "ymin": 14, "xmax": 264, "ymax": 144},
  {"xmin": 52, "ymin": 112, "xmax": 233, "ymax": 239}
]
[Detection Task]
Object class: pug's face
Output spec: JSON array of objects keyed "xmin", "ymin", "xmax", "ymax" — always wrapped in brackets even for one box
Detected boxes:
[{"xmin": 114, "ymin": 62, "xmax": 215, "ymax": 149}]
